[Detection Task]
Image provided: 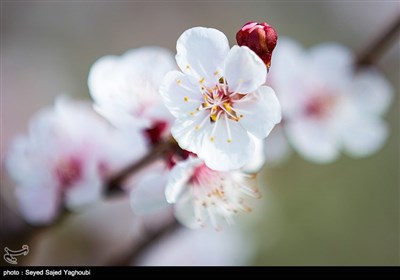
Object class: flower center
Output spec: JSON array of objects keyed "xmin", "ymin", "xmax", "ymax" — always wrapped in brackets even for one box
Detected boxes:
[
  {"xmin": 304, "ymin": 91, "xmax": 336, "ymax": 119},
  {"xmin": 56, "ymin": 157, "xmax": 82, "ymax": 188},
  {"xmin": 198, "ymin": 80, "xmax": 244, "ymax": 123}
]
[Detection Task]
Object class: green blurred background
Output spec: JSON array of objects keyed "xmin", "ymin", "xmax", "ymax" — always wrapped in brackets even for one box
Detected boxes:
[{"xmin": 1, "ymin": 1, "xmax": 399, "ymax": 265}]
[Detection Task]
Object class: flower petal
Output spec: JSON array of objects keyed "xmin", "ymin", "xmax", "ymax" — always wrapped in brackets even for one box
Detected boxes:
[
  {"xmin": 235, "ymin": 86, "xmax": 281, "ymax": 139},
  {"xmin": 341, "ymin": 115, "xmax": 388, "ymax": 157},
  {"xmin": 225, "ymin": 46, "xmax": 267, "ymax": 94},
  {"xmin": 176, "ymin": 27, "xmax": 229, "ymax": 87},
  {"xmin": 88, "ymin": 47, "xmax": 176, "ymax": 125},
  {"xmin": 160, "ymin": 71, "xmax": 203, "ymax": 118},
  {"xmin": 170, "ymin": 111, "xmax": 210, "ymax": 152},
  {"xmin": 242, "ymin": 135, "xmax": 266, "ymax": 173},
  {"xmin": 197, "ymin": 118, "xmax": 254, "ymax": 171},
  {"xmin": 174, "ymin": 193, "xmax": 200, "ymax": 229},
  {"xmin": 165, "ymin": 158, "xmax": 200, "ymax": 203},
  {"xmin": 16, "ymin": 185, "xmax": 60, "ymax": 225},
  {"xmin": 348, "ymin": 67, "xmax": 394, "ymax": 116},
  {"xmin": 285, "ymin": 118, "xmax": 339, "ymax": 163}
]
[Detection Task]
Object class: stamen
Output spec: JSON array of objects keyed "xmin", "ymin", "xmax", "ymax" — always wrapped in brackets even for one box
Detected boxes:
[{"xmin": 224, "ymin": 114, "xmax": 233, "ymax": 143}]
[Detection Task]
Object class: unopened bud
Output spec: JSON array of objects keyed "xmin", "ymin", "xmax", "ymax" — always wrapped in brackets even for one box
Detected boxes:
[{"xmin": 236, "ymin": 21, "xmax": 278, "ymax": 70}]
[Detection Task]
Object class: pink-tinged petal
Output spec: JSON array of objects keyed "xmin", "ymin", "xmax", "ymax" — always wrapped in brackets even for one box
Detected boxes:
[
  {"xmin": 176, "ymin": 27, "xmax": 229, "ymax": 87},
  {"xmin": 225, "ymin": 46, "xmax": 267, "ymax": 94},
  {"xmin": 341, "ymin": 116, "xmax": 388, "ymax": 157},
  {"xmin": 235, "ymin": 86, "xmax": 281, "ymax": 139},
  {"xmin": 160, "ymin": 71, "xmax": 203, "ymax": 118},
  {"xmin": 130, "ymin": 172, "xmax": 169, "ymax": 214},
  {"xmin": 197, "ymin": 119, "xmax": 254, "ymax": 171},
  {"xmin": 64, "ymin": 164, "xmax": 103, "ymax": 210},
  {"xmin": 285, "ymin": 118, "xmax": 339, "ymax": 163},
  {"xmin": 16, "ymin": 185, "xmax": 60, "ymax": 225},
  {"xmin": 165, "ymin": 158, "xmax": 199, "ymax": 203},
  {"xmin": 348, "ymin": 67, "xmax": 394, "ymax": 116}
]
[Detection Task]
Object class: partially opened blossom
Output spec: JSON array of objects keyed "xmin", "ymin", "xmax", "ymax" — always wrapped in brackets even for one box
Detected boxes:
[
  {"xmin": 5, "ymin": 97, "xmax": 147, "ymax": 225},
  {"xmin": 165, "ymin": 157, "xmax": 261, "ymax": 230},
  {"xmin": 269, "ymin": 38, "xmax": 393, "ymax": 163},
  {"xmin": 160, "ymin": 27, "xmax": 281, "ymax": 171},
  {"xmin": 88, "ymin": 47, "xmax": 177, "ymax": 143}
]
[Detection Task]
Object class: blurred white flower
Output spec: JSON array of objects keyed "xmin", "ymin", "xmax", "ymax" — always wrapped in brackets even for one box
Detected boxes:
[
  {"xmin": 136, "ymin": 227, "xmax": 254, "ymax": 266},
  {"xmin": 270, "ymin": 38, "xmax": 393, "ymax": 163},
  {"xmin": 5, "ymin": 97, "xmax": 147, "ymax": 225},
  {"xmin": 165, "ymin": 157, "xmax": 260, "ymax": 230},
  {"xmin": 160, "ymin": 27, "xmax": 281, "ymax": 171},
  {"xmin": 88, "ymin": 46, "xmax": 177, "ymax": 144}
]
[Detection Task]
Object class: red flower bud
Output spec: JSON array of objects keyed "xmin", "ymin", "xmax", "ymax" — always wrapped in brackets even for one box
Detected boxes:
[{"xmin": 236, "ymin": 21, "xmax": 278, "ymax": 70}]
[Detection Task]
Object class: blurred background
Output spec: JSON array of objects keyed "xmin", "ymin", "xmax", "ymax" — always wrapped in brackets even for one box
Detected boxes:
[{"xmin": 1, "ymin": 1, "xmax": 399, "ymax": 265}]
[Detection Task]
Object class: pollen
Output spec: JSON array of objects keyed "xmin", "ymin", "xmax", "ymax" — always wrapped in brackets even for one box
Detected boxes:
[
  {"xmin": 176, "ymin": 79, "xmax": 182, "ymax": 85},
  {"xmin": 189, "ymin": 111, "xmax": 195, "ymax": 116},
  {"xmin": 184, "ymin": 96, "xmax": 189, "ymax": 102},
  {"xmin": 186, "ymin": 65, "xmax": 191, "ymax": 70},
  {"xmin": 227, "ymin": 139, "xmax": 232, "ymax": 143},
  {"xmin": 214, "ymin": 70, "xmax": 219, "ymax": 76},
  {"xmin": 199, "ymin": 77, "xmax": 205, "ymax": 84},
  {"xmin": 240, "ymin": 114, "xmax": 244, "ymax": 118},
  {"xmin": 210, "ymin": 137, "xmax": 215, "ymax": 142},
  {"xmin": 195, "ymin": 125, "xmax": 200, "ymax": 130}
]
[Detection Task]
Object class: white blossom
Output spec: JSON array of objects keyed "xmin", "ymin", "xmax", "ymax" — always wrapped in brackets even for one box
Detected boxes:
[
  {"xmin": 165, "ymin": 157, "xmax": 260, "ymax": 230},
  {"xmin": 160, "ymin": 27, "xmax": 281, "ymax": 171},
  {"xmin": 88, "ymin": 46, "xmax": 177, "ymax": 136},
  {"xmin": 269, "ymin": 38, "xmax": 393, "ymax": 163},
  {"xmin": 5, "ymin": 97, "xmax": 147, "ymax": 224}
]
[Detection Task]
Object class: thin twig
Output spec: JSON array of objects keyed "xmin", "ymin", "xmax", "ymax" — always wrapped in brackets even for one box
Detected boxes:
[
  {"xmin": 106, "ymin": 138, "xmax": 179, "ymax": 195},
  {"xmin": 355, "ymin": 15, "xmax": 400, "ymax": 68}
]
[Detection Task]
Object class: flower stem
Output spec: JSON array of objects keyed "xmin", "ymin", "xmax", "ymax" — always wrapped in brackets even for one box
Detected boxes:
[
  {"xmin": 106, "ymin": 138, "xmax": 179, "ymax": 195},
  {"xmin": 355, "ymin": 15, "xmax": 400, "ymax": 68}
]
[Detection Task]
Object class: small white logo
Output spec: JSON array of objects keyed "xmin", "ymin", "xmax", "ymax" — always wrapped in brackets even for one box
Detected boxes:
[{"xmin": 3, "ymin": 245, "xmax": 29, "ymax": 265}]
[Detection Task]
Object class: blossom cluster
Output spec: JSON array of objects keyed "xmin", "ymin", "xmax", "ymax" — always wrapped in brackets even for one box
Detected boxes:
[{"xmin": 4, "ymin": 21, "xmax": 393, "ymax": 231}]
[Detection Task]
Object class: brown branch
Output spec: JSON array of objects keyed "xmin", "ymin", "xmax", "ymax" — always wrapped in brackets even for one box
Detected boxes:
[
  {"xmin": 355, "ymin": 15, "xmax": 400, "ymax": 68},
  {"xmin": 106, "ymin": 138, "xmax": 179, "ymax": 196}
]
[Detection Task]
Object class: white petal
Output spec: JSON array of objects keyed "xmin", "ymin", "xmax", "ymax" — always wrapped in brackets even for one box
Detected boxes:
[
  {"xmin": 176, "ymin": 27, "xmax": 229, "ymax": 87},
  {"xmin": 225, "ymin": 46, "xmax": 267, "ymax": 94},
  {"xmin": 88, "ymin": 54, "xmax": 121, "ymax": 109},
  {"xmin": 130, "ymin": 172, "xmax": 169, "ymax": 214},
  {"xmin": 165, "ymin": 158, "xmax": 200, "ymax": 203},
  {"xmin": 348, "ymin": 67, "xmax": 394, "ymax": 115},
  {"xmin": 285, "ymin": 118, "xmax": 339, "ymax": 163},
  {"xmin": 16, "ymin": 185, "xmax": 60, "ymax": 225},
  {"xmin": 160, "ymin": 71, "xmax": 202, "ymax": 118},
  {"xmin": 242, "ymin": 135, "xmax": 266, "ymax": 173},
  {"xmin": 235, "ymin": 86, "xmax": 281, "ymax": 139},
  {"xmin": 197, "ymin": 118, "xmax": 254, "ymax": 171},
  {"xmin": 308, "ymin": 43, "xmax": 353, "ymax": 85},
  {"xmin": 174, "ymin": 193, "xmax": 200, "ymax": 229},
  {"xmin": 170, "ymin": 111, "xmax": 210, "ymax": 152},
  {"xmin": 341, "ymin": 116, "xmax": 388, "ymax": 157}
]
